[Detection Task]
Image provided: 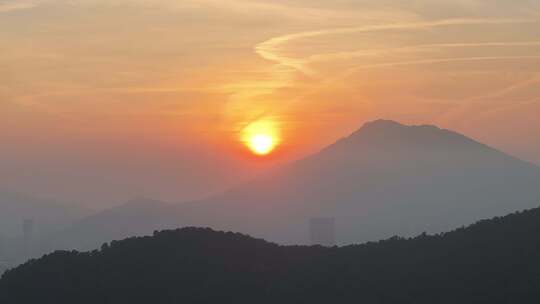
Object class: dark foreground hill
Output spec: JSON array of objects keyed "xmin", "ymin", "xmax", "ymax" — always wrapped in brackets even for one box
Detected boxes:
[{"xmin": 3, "ymin": 207, "xmax": 540, "ymax": 304}]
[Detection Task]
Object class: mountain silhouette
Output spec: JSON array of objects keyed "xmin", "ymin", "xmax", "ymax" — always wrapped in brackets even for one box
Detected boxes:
[
  {"xmin": 47, "ymin": 198, "xmax": 178, "ymax": 251},
  {"xmin": 44, "ymin": 120, "xmax": 540, "ymax": 248},
  {"xmin": 0, "ymin": 191, "xmax": 87, "ymax": 237},
  {"xmin": 0, "ymin": 192, "xmax": 89, "ymax": 267},
  {"xmin": 178, "ymin": 120, "xmax": 540, "ymax": 244},
  {"xmin": 4, "ymin": 207, "xmax": 540, "ymax": 303}
]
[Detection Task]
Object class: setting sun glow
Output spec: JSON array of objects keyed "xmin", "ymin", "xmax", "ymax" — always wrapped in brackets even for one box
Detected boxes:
[
  {"xmin": 248, "ymin": 134, "xmax": 275, "ymax": 155},
  {"xmin": 242, "ymin": 120, "xmax": 280, "ymax": 156}
]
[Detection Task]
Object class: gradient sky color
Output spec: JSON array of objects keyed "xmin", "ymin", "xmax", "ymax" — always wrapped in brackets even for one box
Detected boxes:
[{"xmin": 1, "ymin": 0, "xmax": 539, "ymax": 206}]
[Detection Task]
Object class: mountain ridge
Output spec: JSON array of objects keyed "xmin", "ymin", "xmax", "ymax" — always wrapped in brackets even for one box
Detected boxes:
[
  {"xmin": 328, "ymin": 119, "xmax": 503, "ymax": 156},
  {"xmin": 41, "ymin": 120, "xmax": 540, "ymax": 249},
  {"xmin": 45, "ymin": 198, "xmax": 178, "ymax": 251},
  {"xmin": 4, "ymin": 205, "xmax": 540, "ymax": 303},
  {"xmin": 0, "ymin": 191, "xmax": 88, "ymax": 237},
  {"xmin": 178, "ymin": 119, "xmax": 540, "ymax": 244}
]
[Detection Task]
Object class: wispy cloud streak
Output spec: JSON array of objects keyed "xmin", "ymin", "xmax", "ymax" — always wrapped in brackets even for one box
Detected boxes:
[
  {"xmin": 255, "ymin": 18, "xmax": 536, "ymax": 74},
  {"xmin": 0, "ymin": 0, "xmax": 40, "ymax": 12}
]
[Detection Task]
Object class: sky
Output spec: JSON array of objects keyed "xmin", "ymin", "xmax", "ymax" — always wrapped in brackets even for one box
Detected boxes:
[{"xmin": 1, "ymin": 0, "xmax": 539, "ymax": 207}]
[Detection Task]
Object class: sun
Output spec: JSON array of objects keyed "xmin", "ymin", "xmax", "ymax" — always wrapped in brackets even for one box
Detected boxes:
[
  {"xmin": 248, "ymin": 134, "xmax": 276, "ymax": 155},
  {"xmin": 241, "ymin": 119, "xmax": 280, "ymax": 156}
]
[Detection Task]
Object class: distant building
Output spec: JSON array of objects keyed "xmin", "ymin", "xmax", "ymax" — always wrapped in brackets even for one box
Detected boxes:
[
  {"xmin": 309, "ymin": 217, "xmax": 336, "ymax": 246},
  {"xmin": 0, "ymin": 234, "xmax": 4, "ymax": 258},
  {"xmin": 0, "ymin": 235, "xmax": 9, "ymax": 275},
  {"xmin": 22, "ymin": 219, "xmax": 34, "ymax": 259}
]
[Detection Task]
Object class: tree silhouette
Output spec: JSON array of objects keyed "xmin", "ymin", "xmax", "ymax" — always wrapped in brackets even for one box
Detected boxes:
[{"xmin": 2, "ymin": 207, "xmax": 540, "ymax": 303}]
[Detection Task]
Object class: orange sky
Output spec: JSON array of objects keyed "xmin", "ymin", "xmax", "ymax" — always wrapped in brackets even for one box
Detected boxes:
[{"xmin": 1, "ymin": 0, "xmax": 539, "ymax": 206}]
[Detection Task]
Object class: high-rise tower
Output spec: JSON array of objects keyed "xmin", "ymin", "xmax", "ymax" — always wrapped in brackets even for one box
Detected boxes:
[
  {"xmin": 22, "ymin": 219, "xmax": 34, "ymax": 259},
  {"xmin": 309, "ymin": 217, "xmax": 336, "ymax": 247}
]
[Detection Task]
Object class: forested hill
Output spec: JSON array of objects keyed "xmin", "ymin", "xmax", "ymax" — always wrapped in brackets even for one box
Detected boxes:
[{"xmin": 3, "ymin": 206, "xmax": 540, "ymax": 303}]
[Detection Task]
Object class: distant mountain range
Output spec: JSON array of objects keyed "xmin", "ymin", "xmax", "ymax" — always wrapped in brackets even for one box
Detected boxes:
[
  {"xmin": 7, "ymin": 120, "xmax": 540, "ymax": 252},
  {"xmin": 177, "ymin": 120, "xmax": 540, "ymax": 244},
  {"xmin": 47, "ymin": 198, "xmax": 179, "ymax": 251},
  {"xmin": 0, "ymin": 192, "xmax": 88, "ymax": 238},
  {"xmin": 0, "ymin": 192, "xmax": 89, "ymax": 266},
  {"xmin": 4, "ymin": 206, "xmax": 540, "ymax": 303}
]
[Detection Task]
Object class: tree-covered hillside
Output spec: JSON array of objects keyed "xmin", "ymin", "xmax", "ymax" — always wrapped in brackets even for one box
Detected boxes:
[{"xmin": 3, "ymin": 206, "xmax": 540, "ymax": 303}]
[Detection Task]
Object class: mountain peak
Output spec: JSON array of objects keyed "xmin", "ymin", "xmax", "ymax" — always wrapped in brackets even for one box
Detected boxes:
[
  {"xmin": 311, "ymin": 119, "xmax": 463, "ymax": 164},
  {"xmin": 361, "ymin": 119, "xmax": 406, "ymax": 130},
  {"xmin": 342, "ymin": 119, "xmax": 472, "ymax": 148},
  {"xmin": 122, "ymin": 198, "xmax": 169, "ymax": 208},
  {"xmin": 357, "ymin": 119, "xmax": 443, "ymax": 134},
  {"xmin": 351, "ymin": 119, "xmax": 411, "ymax": 138}
]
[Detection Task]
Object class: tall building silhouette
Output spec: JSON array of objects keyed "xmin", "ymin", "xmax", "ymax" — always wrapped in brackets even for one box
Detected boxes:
[
  {"xmin": 0, "ymin": 234, "xmax": 12, "ymax": 274},
  {"xmin": 22, "ymin": 219, "xmax": 34, "ymax": 259},
  {"xmin": 0, "ymin": 234, "xmax": 4, "ymax": 259},
  {"xmin": 309, "ymin": 217, "xmax": 336, "ymax": 246}
]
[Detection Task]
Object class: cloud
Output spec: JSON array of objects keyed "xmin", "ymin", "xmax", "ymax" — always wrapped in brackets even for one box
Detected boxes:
[
  {"xmin": 255, "ymin": 18, "xmax": 535, "ymax": 74},
  {"xmin": 346, "ymin": 55, "xmax": 540, "ymax": 72},
  {"xmin": 250, "ymin": 17, "xmax": 540, "ymax": 119},
  {"xmin": 0, "ymin": 0, "xmax": 40, "ymax": 12},
  {"xmin": 305, "ymin": 41, "xmax": 540, "ymax": 64}
]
